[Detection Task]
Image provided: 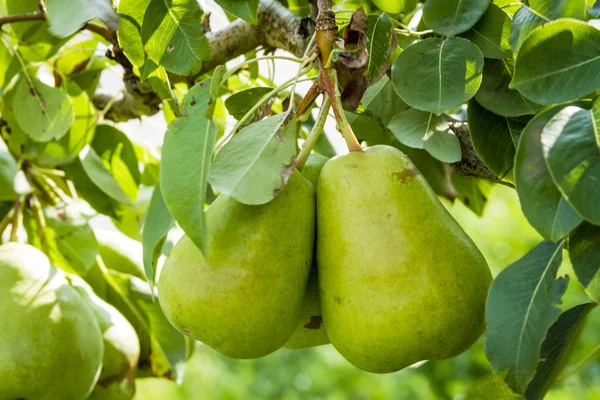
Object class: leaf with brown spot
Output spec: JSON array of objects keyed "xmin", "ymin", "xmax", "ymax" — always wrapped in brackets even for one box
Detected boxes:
[{"xmin": 209, "ymin": 113, "xmax": 298, "ymax": 205}]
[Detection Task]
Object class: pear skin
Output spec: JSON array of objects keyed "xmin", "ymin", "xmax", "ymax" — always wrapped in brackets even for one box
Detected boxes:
[
  {"xmin": 71, "ymin": 277, "xmax": 140, "ymax": 399},
  {"xmin": 158, "ymin": 170, "xmax": 315, "ymax": 358},
  {"xmin": 317, "ymin": 145, "xmax": 492, "ymax": 373},
  {"xmin": 0, "ymin": 243, "xmax": 104, "ymax": 400},
  {"xmin": 284, "ymin": 153, "xmax": 330, "ymax": 349}
]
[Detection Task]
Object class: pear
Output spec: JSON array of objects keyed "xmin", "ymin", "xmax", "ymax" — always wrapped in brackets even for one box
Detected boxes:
[
  {"xmin": 0, "ymin": 243, "xmax": 104, "ymax": 400},
  {"xmin": 133, "ymin": 378, "xmax": 183, "ymax": 400},
  {"xmin": 70, "ymin": 277, "xmax": 140, "ymax": 400},
  {"xmin": 95, "ymin": 228, "xmax": 146, "ymax": 279},
  {"xmin": 159, "ymin": 170, "xmax": 315, "ymax": 358},
  {"xmin": 283, "ymin": 267, "xmax": 329, "ymax": 349},
  {"xmin": 285, "ymin": 153, "xmax": 330, "ymax": 349},
  {"xmin": 317, "ymin": 145, "xmax": 492, "ymax": 373}
]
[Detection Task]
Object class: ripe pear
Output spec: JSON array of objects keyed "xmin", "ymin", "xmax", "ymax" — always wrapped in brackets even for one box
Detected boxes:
[
  {"xmin": 159, "ymin": 170, "xmax": 315, "ymax": 358},
  {"xmin": 285, "ymin": 153, "xmax": 330, "ymax": 349},
  {"xmin": 0, "ymin": 243, "xmax": 104, "ymax": 400},
  {"xmin": 95, "ymin": 228, "xmax": 146, "ymax": 279},
  {"xmin": 70, "ymin": 277, "xmax": 140, "ymax": 400},
  {"xmin": 317, "ymin": 145, "xmax": 492, "ymax": 373}
]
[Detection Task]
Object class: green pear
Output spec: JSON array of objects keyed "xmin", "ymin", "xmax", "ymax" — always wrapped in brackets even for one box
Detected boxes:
[
  {"xmin": 283, "ymin": 267, "xmax": 329, "ymax": 349},
  {"xmin": 95, "ymin": 229, "xmax": 146, "ymax": 279},
  {"xmin": 133, "ymin": 378, "xmax": 183, "ymax": 400},
  {"xmin": 284, "ymin": 153, "xmax": 330, "ymax": 349},
  {"xmin": 70, "ymin": 277, "xmax": 140, "ymax": 400},
  {"xmin": 159, "ymin": 170, "xmax": 315, "ymax": 358},
  {"xmin": 0, "ymin": 243, "xmax": 104, "ymax": 399},
  {"xmin": 317, "ymin": 145, "xmax": 492, "ymax": 373}
]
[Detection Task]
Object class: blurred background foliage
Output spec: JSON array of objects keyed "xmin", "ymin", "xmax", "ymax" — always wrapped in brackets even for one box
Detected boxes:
[{"xmin": 135, "ymin": 186, "xmax": 600, "ymax": 400}]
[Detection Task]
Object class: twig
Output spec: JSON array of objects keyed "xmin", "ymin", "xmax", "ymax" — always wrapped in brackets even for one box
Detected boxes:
[
  {"xmin": 9, "ymin": 198, "xmax": 22, "ymax": 242},
  {"xmin": 0, "ymin": 206, "xmax": 13, "ymax": 241},
  {"xmin": 0, "ymin": 11, "xmax": 112, "ymax": 41},
  {"xmin": 297, "ymin": 95, "xmax": 330, "ymax": 169},
  {"xmin": 29, "ymin": 195, "xmax": 49, "ymax": 253}
]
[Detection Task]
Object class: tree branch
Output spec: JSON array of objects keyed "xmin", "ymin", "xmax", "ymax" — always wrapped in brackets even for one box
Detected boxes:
[{"xmin": 0, "ymin": 11, "xmax": 113, "ymax": 41}]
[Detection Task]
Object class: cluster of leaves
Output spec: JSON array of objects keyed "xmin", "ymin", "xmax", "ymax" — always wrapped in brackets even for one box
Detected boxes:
[{"xmin": 1, "ymin": 0, "xmax": 600, "ymax": 396}]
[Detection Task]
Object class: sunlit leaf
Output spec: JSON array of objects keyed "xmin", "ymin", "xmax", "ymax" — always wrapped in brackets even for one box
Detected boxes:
[{"xmin": 46, "ymin": 0, "xmax": 119, "ymax": 39}]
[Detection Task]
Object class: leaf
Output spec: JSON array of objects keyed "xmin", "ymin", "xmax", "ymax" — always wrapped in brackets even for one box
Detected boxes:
[
  {"xmin": 0, "ymin": 138, "xmax": 21, "ymax": 201},
  {"xmin": 391, "ymin": 37, "xmax": 484, "ymax": 115},
  {"xmin": 387, "ymin": 109, "xmax": 461, "ymax": 162},
  {"xmin": 510, "ymin": 20, "xmax": 600, "ymax": 105},
  {"xmin": 467, "ymin": 100, "xmax": 517, "ymax": 181},
  {"xmin": 515, "ymin": 105, "xmax": 582, "ymax": 242},
  {"xmin": 568, "ymin": 223, "xmax": 600, "ymax": 302},
  {"xmin": 451, "ymin": 174, "xmax": 489, "ymax": 216},
  {"xmin": 224, "ymin": 87, "xmax": 273, "ymax": 120},
  {"xmin": 541, "ymin": 106, "xmax": 600, "ymax": 224},
  {"xmin": 423, "ymin": 126, "xmax": 462, "ymax": 163},
  {"xmin": 475, "ymin": 59, "xmax": 541, "ymax": 117},
  {"xmin": 467, "ymin": 374, "xmax": 525, "ymax": 399},
  {"xmin": 485, "ymin": 240, "xmax": 569, "ymax": 394},
  {"xmin": 116, "ymin": 0, "xmax": 147, "ymax": 68},
  {"xmin": 423, "ymin": 0, "xmax": 490, "ymax": 37},
  {"xmin": 79, "ymin": 145, "xmax": 133, "ymax": 205},
  {"xmin": 30, "ymin": 201, "xmax": 98, "ymax": 275},
  {"xmin": 141, "ymin": 0, "xmax": 211, "ymax": 75},
  {"xmin": 143, "ymin": 185, "xmax": 174, "ymax": 285},
  {"xmin": 372, "ymin": 0, "xmax": 418, "ymax": 14},
  {"xmin": 462, "ymin": 3, "xmax": 512, "ymax": 59},
  {"xmin": 365, "ymin": 13, "xmax": 396, "ymax": 84},
  {"xmin": 510, "ymin": 1, "xmax": 588, "ymax": 53},
  {"xmin": 209, "ymin": 113, "xmax": 297, "ymax": 205},
  {"xmin": 38, "ymin": 88, "xmax": 97, "ymax": 166},
  {"xmin": 161, "ymin": 78, "xmax": 216, "ymax": 252},
  {"xmin": 12, "ymin": 77, "xmax": 74, "ymax": 142},
  {"xmin": 46, "ymin": 0, "xmax": 119, "ymax": 39},
  {"xmin": 525, "ymin": 303, "xmax": 596, "ymax": 399},
  {"xmin": 91, "ymin": 124, "xmax": 141, "ymax": 202},
  {"xmin": 215, "ymin": 0, "xmax": 259, "ymax": 24}
]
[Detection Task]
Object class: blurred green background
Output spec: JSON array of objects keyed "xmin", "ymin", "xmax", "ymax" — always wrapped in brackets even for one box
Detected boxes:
[{"xmin": 134, "ymin": 186, "xmax": 600, "ymax": 399}]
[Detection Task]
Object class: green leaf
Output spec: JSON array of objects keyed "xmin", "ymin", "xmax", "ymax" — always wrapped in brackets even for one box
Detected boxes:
[
  {"xmin": 161, "ymin": 78, "xmax": 217, "ymax": 252},
  {"xmin": 215, "ymin": 0, "xmax": 259, "ymax": 24},
  {"xmin": 79, "ymin": 145, "xmax": 133, "ymax": 205},
  {"xmin": 568, "ymin": 223, "xmax": 600, "ymax": 302},
  {"xmin": 467, "ymin": 100, "xmax": 517, "ymax": 181},
  {"xmin": 372, "ymin": 0, "xmax": 418, "ymax": 14},
  {"xmin": 12, "ymin": 77, "xmax": 74, "ymax": 142},
  {"xmin": 485, "ymin": 240, "xmax": 568, "ymax": 394},
  {"xmin": 541, "ymin": 106, "xmax": 600, "ymax": 224},
  {"xmin": 391, "ymin": 37, "xmax": 484, "ymax": 115},
  {"xmin": 0, "ymin": 139, "xmax": 20, "ymax": 201},
  {"xmin": 515, "ymin": 105, "xmax": 582, "ymax": 242},
  {"xmin": 209, "ymin": 113, "xmax": 297, "ymax": 205},
  {"xmin": 37, "ymin": 88, "xmax": 97, "ymax": 166},
  {"xmin": 91, "ymin": 124, "xmax": 141, "ymax": 203},
  {"xmin": 352, "ymin": 75, "xmax": 409, "ymax": 128},
  {"xmin": 525, "ymin": 303, "xmax": 596, "ymax": 399},
  {"xmin": 475, "ymin": 59, "xmax": 541, "ymax": 117},
  {"xmin": 224, "ymin": 87, "xmax": 273, "ymax": 120},
  {"xmin": 467, "ymin": 374, "xmax": 524, "ymax": 399},
  {"xmin": 511, "ymin": 20, "xmax": 600, "ymax": 105},
  {"xmin": 510, "ymin": 1, "xmax": 588, "ymax": 54},
  {"xmin": 422, "ymin": 0, "xmax": 490, "ymax": 37},
  {"xmin": 46, "ymin": 0, "xmax": 119, "ymax": 39},
  {"xmin": 141, "ymin": 0, "xmax": 210, "ymax": 75},
  {"xmin": 462, "ymin": 3, "xmax": 512, "ymax": 59},
  {"xmin": 0, "ymin": 40, "xmax": 19, "ymax": 89},
  {"xmin": 388, "ymin": 109, "xmax": 461, "ymax": 162},
  {"xmin": 143, "ymin": 185, "xmax": 174, "ymax": 285},
  {"xmin": 116, "ymin": 0, "xmax": 147, "ymax": 68},
  {"xmin": 365, "ymin": 13, "xmax": 395, "ymax": 83},
  {"xmin": 451, "ymin": 174, "xmax": 489, "ymax": 216},
  {"xmin": 31, "ymin": 201, "xmax": 98, "ymax": 275}
]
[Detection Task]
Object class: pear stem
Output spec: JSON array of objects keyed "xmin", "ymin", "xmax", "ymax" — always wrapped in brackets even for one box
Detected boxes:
[
  {"xmin": 320, "ymin": 68, "xmax": 362, "ymax": 152},
  {"xmin": 296, "ymin": 95, "xmax": 331, "ymax": 170},
  {"xmin": 9, "ymin": 197, "xmax": 22, "ymax": 243},
  {"xmin": 0, "ymin": 206, "xmax": 13, "ymax": 240},
  {"xmin": 29, "ymin": 195, "xmax": 49, "ymax": 253}
]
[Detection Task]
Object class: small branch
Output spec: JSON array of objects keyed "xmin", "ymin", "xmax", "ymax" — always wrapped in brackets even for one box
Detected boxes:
[
  {"xmin": 449, "ymin": 122, "xmax": 514, "ymax": 187},
  {"xmin": 297, "ymin": 95, "xmax": 330, "ymax": 169},
  {"xmin": 9, "ymin": 198, "xmax": 22, "ymax": 243},
  {"xmin": 0, "ymin": 11, "xmax": 112, "ymax": 41}
]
